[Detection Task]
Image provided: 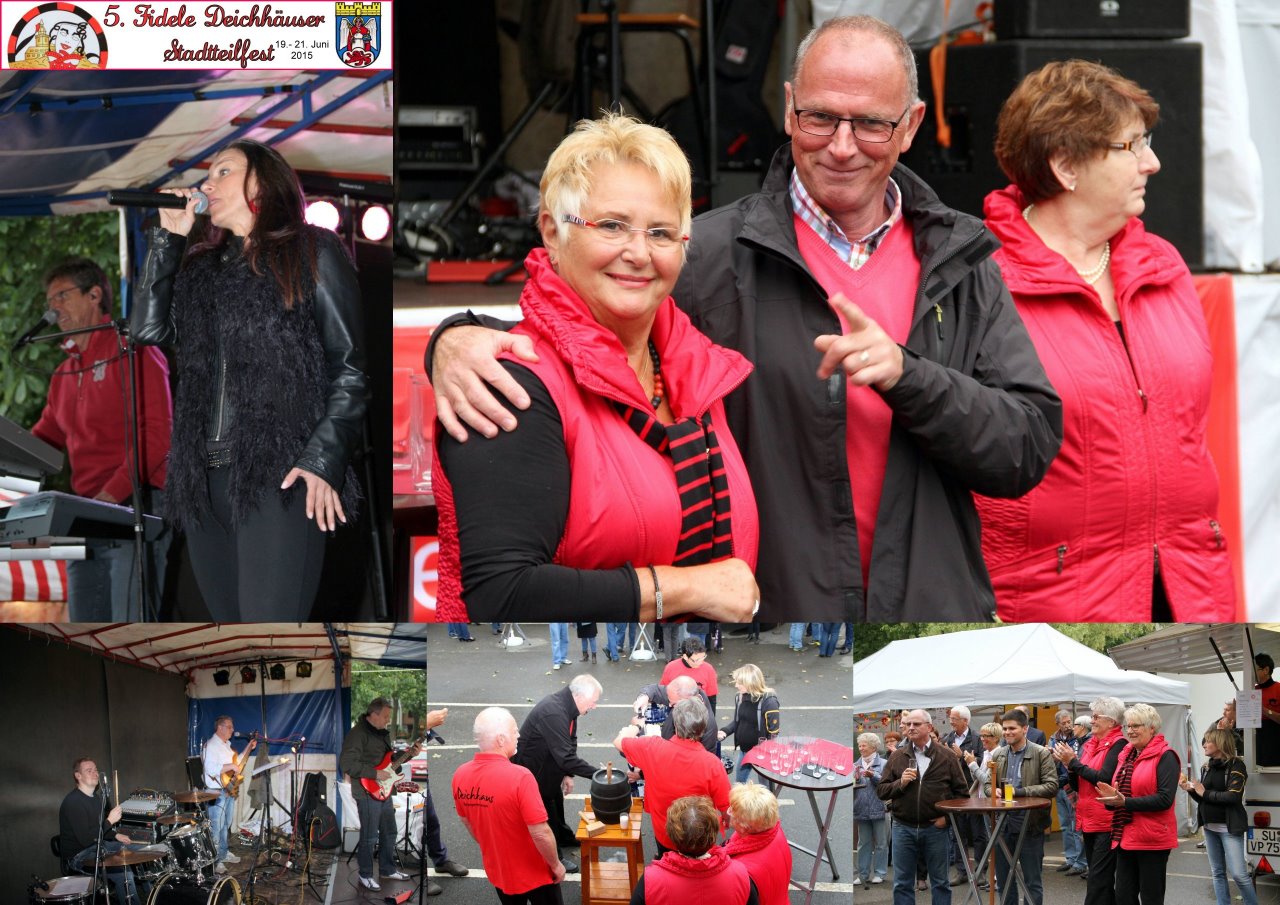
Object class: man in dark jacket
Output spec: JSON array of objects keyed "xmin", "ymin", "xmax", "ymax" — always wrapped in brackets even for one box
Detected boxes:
[
  {"xmin": 340, "ymin": 697, "xmax": 419, "ymax": 891},
  {"xmin": 512, "ymin": 675, "xmax": 603, "ymax": 873},
  {"xmin": 424, "ymin": 15, "xmax": 1061, "ymax": 623},
  {"xmin": 878, "ymin": 709, "xmax": 969, "ymax": 903},
  {"xmin": 633, "ymin": 676, "xmax": 719, "ymax": 753}
]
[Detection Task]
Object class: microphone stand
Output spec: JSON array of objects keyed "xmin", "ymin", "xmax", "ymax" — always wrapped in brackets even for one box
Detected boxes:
[
  {"xmin": 25, "ymin": 320, "xmax": 154, "ymax": 621},
  {"xmin": 92, "ymin": 777, "xmax": 113, "ymax": 905}
]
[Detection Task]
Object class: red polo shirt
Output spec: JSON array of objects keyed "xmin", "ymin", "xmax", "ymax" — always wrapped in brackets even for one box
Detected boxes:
[
  {"xmin": 620, "ymin": 735, "xmax": 730, "ymax": 850},
  {"xmin": 452, "ymin": 752, "xmax": 553, "ymax": 895},
  {"xmin": 660, "ymin": 658, "xmax": 719, "ymax": 698}
]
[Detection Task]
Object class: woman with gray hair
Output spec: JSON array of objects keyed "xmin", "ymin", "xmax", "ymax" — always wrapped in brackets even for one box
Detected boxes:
[
  {"xmin": 1096, "ymin": 703, "xmax": 1180, "ymax": 904},
  {"xmin": 854, "ymin": 732, "xmax": 888, "ymax": 886},
  {"xmin": 1053, "ymin": 696, "xmax": 1127, "ymax": 903}
]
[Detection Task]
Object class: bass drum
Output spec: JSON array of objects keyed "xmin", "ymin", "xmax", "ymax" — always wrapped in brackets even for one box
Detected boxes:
[
  {"xmin": 145, "ymin": 873, "xmax": 240, "ymax": 904},
  {"xmin": 29, "ymin": 876, "xmax": 108, "ymax": 904}
]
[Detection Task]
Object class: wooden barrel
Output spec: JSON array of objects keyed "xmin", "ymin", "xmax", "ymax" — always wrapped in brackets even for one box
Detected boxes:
[{"xmin": 590, "ymin": 768, "xmax": 633, "ymax": 824}]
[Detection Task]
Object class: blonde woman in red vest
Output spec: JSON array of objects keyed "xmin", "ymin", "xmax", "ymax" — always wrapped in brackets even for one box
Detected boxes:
[
  {"xmin": 432, "ymin": 114, "xmax": 759, "ymax": 625},
  {"xmin": 725, "ymin": 784, "xmax": 791, "ymax": 905},
  {"xmin": 1096, "ymin": 703, "xmax": 1179, "ymax": 904},
  {"xmin": 978, "ymin": 59, "xmax": 1235, "ymax": 622}
]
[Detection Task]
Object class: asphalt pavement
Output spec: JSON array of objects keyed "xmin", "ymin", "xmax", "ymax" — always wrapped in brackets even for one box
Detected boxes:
[
  {"xmin": 423, "ymin": 622, "xmax": 854, "ymax": 905},
  {"xmin": 851, "ymin": 832, "xmax": 1280, "ymax": 903}
]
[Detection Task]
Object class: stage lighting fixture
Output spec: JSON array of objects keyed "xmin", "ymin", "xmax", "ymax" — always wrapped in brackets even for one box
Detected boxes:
[
  {"xmin": 305, "ymin": 199, "xmax": 341, "ymax": 232},
  {"xmin": 360, "ymin": 205, "xmax": 391, "ymax": 242},
  {"xmin": 240, "ymin": 666, "xmax": 257, "ymax": 684},
  {"xmin": 269, "ymin": 663, "xmax": 287, "ymax": 681},
  {"xmin": 296, "ymin": 661, "xmax": 313, "ymax": 678},
  {"xmin": 213, "ymin": 669, "xmax": 230, "ymax": 686}
]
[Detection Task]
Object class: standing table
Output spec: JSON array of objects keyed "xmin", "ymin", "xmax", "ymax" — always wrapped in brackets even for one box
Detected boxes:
[{"xmin": 936, "ymin": 796, "xmax": 1052, "ymax": 905}]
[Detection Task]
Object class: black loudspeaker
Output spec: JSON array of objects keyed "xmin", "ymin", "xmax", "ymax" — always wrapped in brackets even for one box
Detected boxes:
[
  {"xmin": 994, "ymin": 0, "xmax": 1191, "ymax": 40},
  {"xmin": 902, "ymin": 41, "xmax": 1203, "ymax": 269}
]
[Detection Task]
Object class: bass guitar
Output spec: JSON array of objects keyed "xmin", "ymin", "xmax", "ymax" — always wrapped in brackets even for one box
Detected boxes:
[
  {"xmin": 360, "ymin": 732, "xmax": 427, "ymax": 801},
  {"xmin": 219, "ymin": 733, "xmax": 259, "ymax": 799}
]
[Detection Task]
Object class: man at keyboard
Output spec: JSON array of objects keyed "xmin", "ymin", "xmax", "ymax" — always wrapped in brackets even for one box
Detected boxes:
[{"xmin": 31, "ymin": 258, "xmax": 173, "ymax": 619}]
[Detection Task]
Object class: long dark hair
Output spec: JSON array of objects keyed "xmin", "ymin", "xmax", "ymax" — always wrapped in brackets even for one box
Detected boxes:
[{"xmin": 185, "ymin": 138, "xmax": 317, "ymax": 309}]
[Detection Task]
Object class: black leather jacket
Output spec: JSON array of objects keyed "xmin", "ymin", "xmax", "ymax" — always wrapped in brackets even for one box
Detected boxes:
[{"xmin": 132, "ymin": 226, "xmax": 367, "ymax": 526}]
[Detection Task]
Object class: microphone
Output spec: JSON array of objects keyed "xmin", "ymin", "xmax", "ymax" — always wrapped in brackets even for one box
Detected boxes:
[
  {"xmin": 425, "ymin": 728, "xmax": 447, "ymax": 745},
  {"xmin": 107, "ymin": 189, "xmax": 209, "ymax": 214},
  {"xmin": 12, "ymin": 309, "xmax": 57, "ymax": 350},
  {"xmin": 31, "ymin": 877, "xmax": 49, "ymax": 893}
]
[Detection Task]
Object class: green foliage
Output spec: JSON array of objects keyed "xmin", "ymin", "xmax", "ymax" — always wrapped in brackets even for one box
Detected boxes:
[
  {"xmin": 853, "ymin": 622, "xmax": 1165, "ymax": 661},
  {"xmin": 350, "ymin": 664, "xmax": 426, "ymax": 736},
  {"xmin": 0, "ymin": 213, "xmax": 121, "ymax": 429}
]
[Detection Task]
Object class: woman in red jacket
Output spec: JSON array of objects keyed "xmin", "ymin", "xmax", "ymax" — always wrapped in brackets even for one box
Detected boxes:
[
  {"xmin": 976, "ymin": 59, "xmax": 1234, "ymax": 622},
  {"xmin": 724, "ymin": 784, "xmax": 790, "ymax": 905},
  {"xmin": 1096, "ymin": 703, "xmax": 1180, "ymax": 904},
  {"xmin": 1054, "ymin": 696, "xmax": 1128, "ymax": 905},
  {"xmin": 433, "ymin": 114, "xmax": 759, "ymax": 624}
]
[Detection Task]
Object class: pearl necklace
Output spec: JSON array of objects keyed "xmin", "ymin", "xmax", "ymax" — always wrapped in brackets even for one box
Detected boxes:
[{"xmin": 1023, "ymin": 203, "xmax": 1111, "ymax": 285}]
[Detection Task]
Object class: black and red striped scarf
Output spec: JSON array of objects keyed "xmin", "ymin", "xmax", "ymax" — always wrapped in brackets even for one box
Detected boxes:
[
  {"xmin": 614, "ymin": 403, "xmax": 734, "ymax": 566},
  {"xmin": 1109, "ymin": 746, "xmax": 1137, "ymax": 846}
]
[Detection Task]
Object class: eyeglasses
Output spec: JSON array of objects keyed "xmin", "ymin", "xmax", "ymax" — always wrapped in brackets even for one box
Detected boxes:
[
  {"xmin": 792, "ymin": 105, "xmax": 911, "ymax": 142},
  {"xmin": 1125, "ymin": 723, "xmax": 1148, "ymax": 731},
  {"xmin": 45, "ymin": 286, "xmax": 86, "ymax": 305},
  {"xmin": 562, "ymin": 214, "xmax": 687, "ymax": 248},
  {"xmin": 1107, "ymin": 132, "xmax": 1154, "ymax": 158},
  {"xmin": 979, "ymin": 733, "xmax": 995, "ymax": 738}
]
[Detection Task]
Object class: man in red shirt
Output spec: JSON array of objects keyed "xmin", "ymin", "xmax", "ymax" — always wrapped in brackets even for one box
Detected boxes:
[
  {"xmin": 1255, "ymin": 654, "xmax": 1280, "ymax": 767},
  {"xmin": 30, "ymin": 259, "xmax": 172, "ymax": 620},
  {"xmin": 615, "ymin": 697, "xmax": 730, "ymax": 857},
  {"xmin": 454, "ymin": 707, "xmax": 566, "ymax": 905},
  {"xmin": 659, "ymin": 637, "xmax": 720, "ymax": 712}
]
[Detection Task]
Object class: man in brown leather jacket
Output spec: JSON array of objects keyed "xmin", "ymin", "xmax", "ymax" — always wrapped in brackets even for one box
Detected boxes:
[{"xmin": 877, "ymin": 709, "xmax": 968, "ymax": 903}]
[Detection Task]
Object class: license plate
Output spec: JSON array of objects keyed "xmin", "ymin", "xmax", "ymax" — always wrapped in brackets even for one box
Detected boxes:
[{"xmin": 1248, "ymin": 826, "xmax": 1280, "ymax": 856}]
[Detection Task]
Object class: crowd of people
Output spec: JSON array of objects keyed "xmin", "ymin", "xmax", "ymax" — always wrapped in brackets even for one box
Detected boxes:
[{"xmin": 854, "ymin": 687, "xmax": 1272, "ymax": 905}]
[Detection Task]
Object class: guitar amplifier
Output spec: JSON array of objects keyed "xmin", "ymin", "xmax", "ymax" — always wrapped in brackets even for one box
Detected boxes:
[
  {"xmin": 993, "ymin": 0, "xmax": 1191, "ymax": 39},
  {"xmin": 398, "ymin": 106, "xmax": 480, "ymax": 171}
]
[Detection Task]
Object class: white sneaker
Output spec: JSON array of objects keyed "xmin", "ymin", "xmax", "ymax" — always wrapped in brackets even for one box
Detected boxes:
[
  {"xmin": 214, "ymin": 862, "xmax": 227, "ymax": 875},
  {"xmin": 359, "ymin": 876, "xmax": 381, "ymax": 890},
  {"xmin": 222, "ymin": 851, "xmax": 241, "ymax": 863},
  {"xmin": 384, "ymin": 870, "xmax": 411, "ymax": 880},
  {"xmin": 871, "ymin": 877, "xmax": 884, "ymax": 884},
  {"xmin": 853, "ymin": 877, "xmax": 862, "ymax": 886},
  {"xmin": 552, "ymin": 663, "xmax": 562, "ymax": 670}
]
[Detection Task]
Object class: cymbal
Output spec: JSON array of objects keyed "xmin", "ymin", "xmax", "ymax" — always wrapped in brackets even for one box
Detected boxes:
[
  {"xmin": 173, "ymin": 790, "xmax": 220, "ymax": 803},
  {"xmin": 98, "ymin": 850, "xmax": 167, "ymax": 867},
  {"xmin": 157, "ymin": 814, "xmax": 196, "ymax": 825}
]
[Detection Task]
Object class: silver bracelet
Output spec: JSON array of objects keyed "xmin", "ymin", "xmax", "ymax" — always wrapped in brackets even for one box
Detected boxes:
[{"xmin": 647, "ymin": 564, "xmax": 663, "ymax": 620}]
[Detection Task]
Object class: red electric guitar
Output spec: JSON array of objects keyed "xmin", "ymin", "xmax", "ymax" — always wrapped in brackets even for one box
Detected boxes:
[{"xmin": 360, "ymin": 731, "xmax": 427, "ymax": 801}]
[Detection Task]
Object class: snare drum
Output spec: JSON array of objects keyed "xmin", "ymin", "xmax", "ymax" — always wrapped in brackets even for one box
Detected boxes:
[
  {"xmin": 166, "ymin": 824, "xmax": 215, "ymax": 872},
  {"xmin": 145, "ymin": 873, "xmax": 240, "ymax": 904},
  {"xmin": 28, "ymin": 876, "xmax": 103, "ymax": 904},
  {"xmin": 131, "ymin": 844, "xmax": 177, "ymax": 881}
]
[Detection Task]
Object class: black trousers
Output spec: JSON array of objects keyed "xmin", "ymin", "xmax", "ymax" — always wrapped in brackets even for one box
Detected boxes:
[
  {"xmin": 1114, "ymin": 847, "xmax": 1169, "ymax": 905},
  {"xmin": 496, "ymin": 883, "xmax": 563, "ymax": 905},
  {"xmin": 539, "ymin": 787, "xmax": 575, "ymax": 848},
  {"xmin": 1082, "ymin": 831, "xmax": 1117, "ymax": 905},
  {"xmin": 186, "ymin": 466, "xmax": 326, "ymax": 621}
]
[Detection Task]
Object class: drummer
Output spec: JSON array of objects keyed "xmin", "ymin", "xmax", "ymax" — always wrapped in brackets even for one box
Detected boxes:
[{"xmin": 58, "ymin": 757, "xmax": 143, "ymax": 904}]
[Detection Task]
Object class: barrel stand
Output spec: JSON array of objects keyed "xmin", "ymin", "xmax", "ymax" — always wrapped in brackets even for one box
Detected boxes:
[{"xmin": 576, "ymin": 797, "xmax": 645, "ymax": 905}]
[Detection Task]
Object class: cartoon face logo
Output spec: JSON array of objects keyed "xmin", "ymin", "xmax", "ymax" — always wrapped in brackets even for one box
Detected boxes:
[
  {"xmin": 337, "ymin": 5, "xmax": 380, "ymax": 68},
  {"xmin": 6, "ymin": 3, "xmax": 107, "ymax": 70}
]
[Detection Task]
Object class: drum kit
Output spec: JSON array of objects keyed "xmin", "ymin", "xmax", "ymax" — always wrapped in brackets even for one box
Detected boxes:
[{"xmin": 31, "ymin": 791, "xmax": 241, "ymax": 905}]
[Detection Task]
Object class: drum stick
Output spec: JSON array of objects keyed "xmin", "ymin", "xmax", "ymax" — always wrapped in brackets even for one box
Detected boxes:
[{"xmin": 113, "ymin": 770, "xmax": 119, "ymax": 803}]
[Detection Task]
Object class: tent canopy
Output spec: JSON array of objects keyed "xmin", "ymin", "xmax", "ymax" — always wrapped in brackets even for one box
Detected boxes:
[
  {"xmin": 5, "ymin": 621, "xmax": 425, "ymax": 674},
  {"xmin": 853, "ymin": 623, "xmax": 1190, "ymax": 714},
  {"xmin": 0, "ymin": 69, "xmax": 392, "ymax": 216}
]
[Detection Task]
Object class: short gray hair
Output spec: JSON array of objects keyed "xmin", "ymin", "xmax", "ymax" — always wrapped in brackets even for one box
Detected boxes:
[
  {"xmin": 856, "ymin": 732, "xmax": 883, "ymax": 752},
  {"xmin": 667, "ymin": 675, "xmax": 698, "ymax": 700},
  {"xmin": 671, "ymin": 697, "xmax": 707, "ymax": 740},
  {"xmin": 950, "ymin": 705, "xmax": 971, "ymax": 722},
  {"xmin": 1055, "ymin": 709, "xmax": 1072, "ymax": 722},
  {"xmin": 473, "ymin": 707, "xmax": 516, "ymax": 752},
  {"xmin": 791, "ymin": 15, "xmax": 918, "ymax": 107},
  {"xmin": 1090, "ymin": 696, "xmax": 1126, "ymax": 724},
  {"xmin": 569, "ymin": 674, "xmax": 603, "ymax": 699},
  {"xmin": 1124, "ymin": 703, "xmax": 1161, "ymax": 733},
  {"xmin": 1074, "ymin": 715, "xmax": 1092, "ymax": 729}
]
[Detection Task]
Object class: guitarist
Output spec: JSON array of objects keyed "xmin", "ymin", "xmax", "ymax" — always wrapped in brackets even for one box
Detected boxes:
[
  {"xmin": 201, "ymin": 716, "xmax": 256, "ymax": 874},
  {"xmin": 340, "ymin": 696, "xmax": 419, "ymax": 891}
]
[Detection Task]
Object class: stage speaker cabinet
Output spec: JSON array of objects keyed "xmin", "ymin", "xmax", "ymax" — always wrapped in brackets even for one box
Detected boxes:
[
  {"xmin": 398, "ymin": 106, "xmax": 480, "ymax": 171},
  {"xmin": 994, "ymin": 0, "xmax": 1191, "ymax": 40},
  {"xmin": 901, "ymin": 40, "xmax": 1203, "ymax": 269}
]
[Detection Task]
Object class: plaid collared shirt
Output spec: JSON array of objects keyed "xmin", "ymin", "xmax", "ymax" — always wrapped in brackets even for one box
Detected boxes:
[{"xmin": 790, "ymin": 169, "xmax": 903, "ymax": 270}]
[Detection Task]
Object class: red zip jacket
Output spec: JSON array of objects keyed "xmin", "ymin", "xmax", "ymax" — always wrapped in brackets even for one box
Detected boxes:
[
  {"xmin": 641, "ymin": 847, "xmax": 752, "ymax": 905},
  {"xmin": 433, "ymin": 249, "xmax": 757, "ymax": 620},
  {"xmin": 724, "ymin": 821, "xmax": 791, "ymax": 905},
  {"xmin": 1112, "ymin": 733, "xmax": 1179, "ymax": 851},
  {"xmin": 1074, "ymin": 725, "xmax": 1125, "ymax": 833},
  {"xmin": 977, "ymin": 186, "xmax": 1234, "ymax": 622}
]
